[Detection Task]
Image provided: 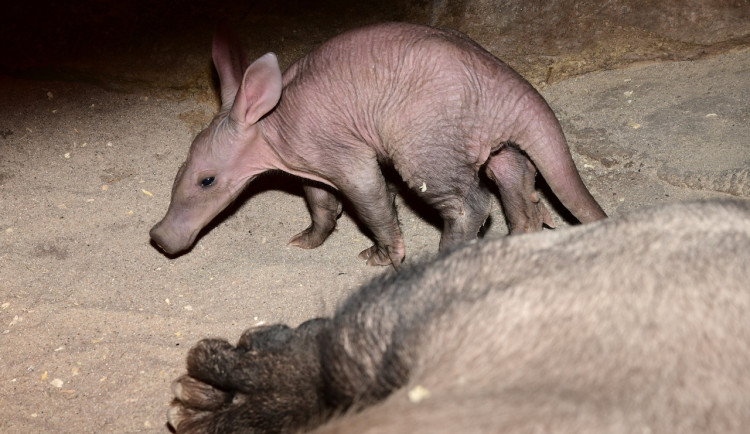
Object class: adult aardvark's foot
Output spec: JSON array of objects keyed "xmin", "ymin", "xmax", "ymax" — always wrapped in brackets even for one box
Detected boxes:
[{"xmin": 168, "ymin": 321, "xmax": 329, "ymax": 433}]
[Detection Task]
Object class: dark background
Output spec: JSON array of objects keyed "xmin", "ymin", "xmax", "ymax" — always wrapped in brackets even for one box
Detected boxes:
[{"xmin": 2, "ymin": 0, "xmax": 748, "ymax": 95}]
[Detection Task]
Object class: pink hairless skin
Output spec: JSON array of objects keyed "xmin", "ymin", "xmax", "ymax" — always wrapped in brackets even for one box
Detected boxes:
[{"xmin": 150, "ymin": 22, "xmax": 606, "ymax": 269}]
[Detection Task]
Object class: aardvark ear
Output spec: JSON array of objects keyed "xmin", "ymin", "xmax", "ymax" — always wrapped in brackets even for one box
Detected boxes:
[
  {"xmin": 211, "ymin": 25, "xmax": 249, "ymax": 109},
  {"xmin": 230, "ymin": 53, "xmax": 282, "ymax": 126}
]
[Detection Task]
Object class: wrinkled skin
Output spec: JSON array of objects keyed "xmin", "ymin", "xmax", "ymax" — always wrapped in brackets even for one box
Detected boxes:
[
  {"xmin": 150, "ymin": 23, "xmax": 607, "ymax": 268},
  {"xmin": 167, "ymin": 199, "xmax": 750, "ymax": 433}
]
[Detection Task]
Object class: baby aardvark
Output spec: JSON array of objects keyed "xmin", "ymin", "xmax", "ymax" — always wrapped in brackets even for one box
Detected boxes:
[{"xmin": 150, "ymin": 23, "xmax": 606, "ymax": 268}]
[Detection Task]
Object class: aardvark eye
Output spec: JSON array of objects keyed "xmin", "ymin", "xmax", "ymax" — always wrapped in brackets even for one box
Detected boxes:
[{"xmin": 200, "ymin": 176, "xmax": 215, "ymax": 187}]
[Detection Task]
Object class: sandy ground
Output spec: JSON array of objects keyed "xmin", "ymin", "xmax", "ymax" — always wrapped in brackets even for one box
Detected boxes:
[{"xmin": 1, "ymin": 9, "xmax": 749, "ymax": 433}]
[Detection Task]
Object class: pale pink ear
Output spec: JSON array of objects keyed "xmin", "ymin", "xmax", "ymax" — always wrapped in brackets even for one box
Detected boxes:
[
  {"xmin": 229, "ymin": 53, "xmax": 282, "ymax": 126},
  {"xmin": 211, "ymin": 26, "xmax": 249, "ymax": 109}
]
